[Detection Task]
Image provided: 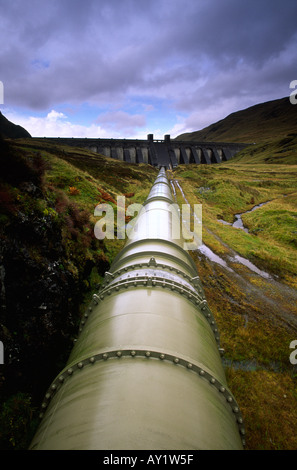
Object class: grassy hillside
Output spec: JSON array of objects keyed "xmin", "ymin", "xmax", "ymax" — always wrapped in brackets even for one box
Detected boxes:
[
  {"xmin": 230, "ymin": 132, "xmax": 297, "ymax": 165},
  {"xmin": 170, "ymin": 161, "xmax": 297, "ymax": 450},
  {"xmin": 172, "ymin": 163, "xmax": 297, "ymax": 287},
  {"xmin": 0, "ymin": 137, "xmax": 157, "ymax": 449},
  {"xmin": 177, "ymin": 97, "xmax": 297, "ymax": 144}
]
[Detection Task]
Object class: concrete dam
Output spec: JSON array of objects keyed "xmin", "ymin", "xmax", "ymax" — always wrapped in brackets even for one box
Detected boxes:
[{"xmin": 40, "ymin": 134, "xmax": 248, "ymax": 168}]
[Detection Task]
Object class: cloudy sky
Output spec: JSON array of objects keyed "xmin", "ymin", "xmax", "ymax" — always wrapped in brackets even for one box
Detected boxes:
[{"xmin": 1, "ymin": 0, "xmax": 297, "ymax": 139}]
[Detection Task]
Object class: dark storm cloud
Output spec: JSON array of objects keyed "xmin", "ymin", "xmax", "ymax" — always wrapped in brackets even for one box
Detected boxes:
[
  {"xmin": 1, "ymin": 0, "xmax": 297, "ymax": 132},
  {"xmin": 1, "ymin": 0, "xmax": 159, "ymax": 108},
  {"xmin": 172, "ymin": 0, "xmax": 297, "ymax": 64}
]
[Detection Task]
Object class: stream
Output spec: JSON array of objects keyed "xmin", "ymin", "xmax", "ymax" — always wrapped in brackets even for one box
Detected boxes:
[
  {"xmin": 218, "ymin": 200, "xmax": 271, "ymax": 232},
  {"xmin": 170, "ymin": 177, "xmax": 297, "ymax": 345},
  {"xmin": 171, "ymin": 180, "xmax": 232, "ymax": 271},
  {"xmin": 171, "ymin": 179, "xmax": 272, "ymax": 279}
]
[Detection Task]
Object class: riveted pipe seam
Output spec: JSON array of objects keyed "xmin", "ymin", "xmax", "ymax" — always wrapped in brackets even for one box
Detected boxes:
[
  {"xmin": 101, "ymin": 264, "xmax": 201, "ymax": 295},
  {"xmin": 79, "ymin": 280, "xmax": 220, "ymax": 345},
  {"xmin": 111, "ymin": 238, "xmax": 199, "ymax": 275},
  {"xmin": 142, "ymin": 195, "xmax": 174, "ymax": 205},
  {"xmin": 37, "ymin": 347, "xmax": 245, "ymax": 443},
  {"xmin": 110, "ymin": 250, "xmax": 198, "ymax": 280},
  {"xmin": 101, "ymin": 261, "xmax": 202, "ymax": 287},
  {"xmin": 149, "ymin": 177, "xmax": 171, "ymax": 188}
]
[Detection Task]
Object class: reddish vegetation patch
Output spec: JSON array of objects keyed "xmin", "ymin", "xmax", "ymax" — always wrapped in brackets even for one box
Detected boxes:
[
  {"xmin": 97, "ymin": 187, "xmax": 117, "ymax": 204},
  {"xmin": 0, "ymin": 187, "xmax": 16, "ymax": 214},
  {"xmin": 68, "ymin": 186, "xmax": 80, "ymax": 195}
]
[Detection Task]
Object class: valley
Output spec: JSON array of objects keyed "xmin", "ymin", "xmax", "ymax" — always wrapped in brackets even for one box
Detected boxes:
[
  {"xmin": 170, "ymin": 161, "xmax": 297, "ymax": 449},
  {"xmin": 1, "ymin": 95, "xmax": 297, "ymax": 449}
]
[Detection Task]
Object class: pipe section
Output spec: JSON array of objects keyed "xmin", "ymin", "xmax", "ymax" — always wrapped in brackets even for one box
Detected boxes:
[{"xmin": 29, "ymin": 167, "xmax": 245, "ymax": 450}]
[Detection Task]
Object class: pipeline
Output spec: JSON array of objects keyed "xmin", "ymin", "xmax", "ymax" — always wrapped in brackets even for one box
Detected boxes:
[{"xmin": 29, "ymin": 167, "xmax": 245, "ymax": 450}]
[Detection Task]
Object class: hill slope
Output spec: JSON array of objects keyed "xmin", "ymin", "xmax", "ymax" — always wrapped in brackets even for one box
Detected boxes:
[
  {"xmin": 0, "ymin": 111, "xmax": 31, "ymax": 138},
  {"xmin": 177, "ymin": 97, "xmax": 297, "ymax": 144},
  {"xmin": 0, "ymin": 136, "xmax": 157, "ymax": 449}
]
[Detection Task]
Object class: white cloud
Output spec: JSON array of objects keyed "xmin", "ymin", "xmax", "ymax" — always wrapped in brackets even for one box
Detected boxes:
[
  {"xmin": 1, "ymin": 0, "xmax": 297, "ymax": 140},
  {"xmin": 46, "ymin": 110, "xmax": 66, "ymax": 121},
  {"xmin": 166, "ymin": 118, "xmax": 193, "ymax": 139},
  {"xmin": 3, "ymin": 108, "xmax": 167, "ymax": 140},
  {"xmin": 4, "ymin": 109, "xmax": 110, "ymax": 138}
]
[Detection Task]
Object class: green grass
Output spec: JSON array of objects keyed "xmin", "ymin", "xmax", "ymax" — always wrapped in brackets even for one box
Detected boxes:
[
  {"xmin": 176, "ymin": 97, "xmax": 297, "ymax": 146},
  {"xmin": 226, "ymin": 369, "xmax": 297, "ymax": 450},
  {"xmin": 0, "ymin": 138, "xmax": 158, "ymax": 450},
  {"xmin": 172, "ymin": 162, "xmax": 297, "ymax": 286},
  {"xmin": 232, "ymin": 134, "xmax": 297, "ymax": 165},
  {"xmin": 2, "ymin": 135, "xmax": 297, "ymax": 450},
  {"xmin": 171, "ymin": 160, "xmax": 297, "ymax": 450}
]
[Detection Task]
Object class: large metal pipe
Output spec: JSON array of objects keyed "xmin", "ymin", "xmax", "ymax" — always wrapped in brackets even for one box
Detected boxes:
[{"xmin": 29, "ymin": 168, "xmax": 245, "ymax": 450}]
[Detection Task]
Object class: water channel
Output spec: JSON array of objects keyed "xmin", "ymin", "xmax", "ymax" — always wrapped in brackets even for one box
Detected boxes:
[
  {"xmin": 218, "ymin": 200, "xmax": 271, "ymax": 232},
  {"xmin": 171, "ymin": 179, "xmax": 272, "ymax": 279}
]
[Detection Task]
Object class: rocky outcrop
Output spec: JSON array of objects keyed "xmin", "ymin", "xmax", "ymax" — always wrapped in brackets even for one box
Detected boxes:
[
  {"xmin": 0, "ymin": 137, "xmax": 109, "ymax": 448},
  {"xmin": 0, "ymin": 111, "xmax": 31, "ymax": 139}
]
